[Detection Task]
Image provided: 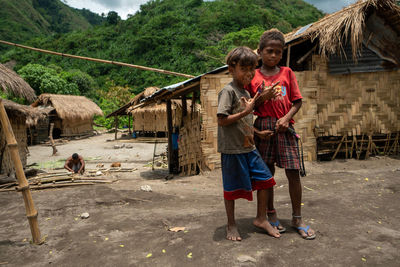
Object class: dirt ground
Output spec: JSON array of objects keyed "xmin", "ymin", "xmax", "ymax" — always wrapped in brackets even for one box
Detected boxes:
[{"xmin": 0, "ymin": 133, "xmax": 399, "ymax": 266}]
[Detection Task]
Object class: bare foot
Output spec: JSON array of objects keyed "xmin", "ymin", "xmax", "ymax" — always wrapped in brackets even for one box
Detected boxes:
[
  {"xmin": 226, "ymin": 225, "xmax": 242, "ymax": 241},
  {"xmin": 292, "ymin": 218, "xmax": 316, "ymax": 239},
  {"xmin": 253, "ymin": 218, "xmax": 281, "ymax": 238},
  {"xmin": 267, "ymin": 211, "xmax": 286, "ymax": 233}
]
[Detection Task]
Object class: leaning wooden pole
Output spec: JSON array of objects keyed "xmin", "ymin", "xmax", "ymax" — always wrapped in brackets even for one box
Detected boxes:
[
  {"xmin": 0, "ymin": 99, "xmax": 43, "ymax": 244},
  {"xmin": 0, "ymin": 39, "xmax": 195, "ymax": 79}
]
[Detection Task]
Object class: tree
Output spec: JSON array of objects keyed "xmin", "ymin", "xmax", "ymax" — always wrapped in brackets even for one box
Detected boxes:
[{"xmin": 106, "ymin": 11, "xmax": 120, "ymax": 25}]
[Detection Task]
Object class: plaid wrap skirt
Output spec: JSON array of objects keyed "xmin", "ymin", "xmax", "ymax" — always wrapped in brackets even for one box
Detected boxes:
[{"xmin": 254, "ymin": 116, "xmax": 300, "ymax": 170}]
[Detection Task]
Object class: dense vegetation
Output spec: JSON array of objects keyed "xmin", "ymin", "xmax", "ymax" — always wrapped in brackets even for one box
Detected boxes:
[
  {"xmin": 1, "ymin": 0, "xmax": 323, "ymax": 127},
  {"xmin": 0, "ymin": 0, "xmax": 104, "ymax": 47}
]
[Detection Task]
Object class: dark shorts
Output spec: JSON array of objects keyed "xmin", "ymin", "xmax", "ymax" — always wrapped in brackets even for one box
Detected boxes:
[
  {"xmin": 221, "ymin": 150, "xmax": 275, "ymax": 201},
  {"xmin": 254, "ymin": 116, "xmax": 300, "ymax": 170}
]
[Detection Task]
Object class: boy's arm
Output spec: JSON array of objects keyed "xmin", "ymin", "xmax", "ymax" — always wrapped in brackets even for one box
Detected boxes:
[
  {"xmin": 275, "ymin": 99, "xmax": 302, "ymax": 132},
  {"xmin": 218, "ymin": 92, "xmax": 259, "ymax": 126},
  {"xmin": 64, "ymin": 158, "xmax": 73, "ymax": 172}
]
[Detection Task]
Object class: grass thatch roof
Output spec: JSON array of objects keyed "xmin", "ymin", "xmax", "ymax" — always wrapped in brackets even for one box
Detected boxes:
[
  {"xmin": 129, "ymin": 99, "xmax": 200, "ymax": 114},
  {"xmin": 284, "ymin": 0, "xmax": 400, "ymax": 59},
  {"xmin": 106, "ymin": 87, "xmax": 160, "ymax": 118},
  {"xmin": 31, "ymin": 94, "xmax": 103, "ymax": 121},
  {"xmin": 1, "ymin": 99, "xmax": 47, "ymax": 127},
  {"xmin": 0, "ymin": 64, "xmax": 36, "ymax": 103}
]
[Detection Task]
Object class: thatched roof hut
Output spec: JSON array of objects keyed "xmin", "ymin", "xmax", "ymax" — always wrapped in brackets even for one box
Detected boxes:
[
  {"xmin": 0, "ymin": 64, "xmax": 36, "ymax": 103},
  {"xmin": 283, "ymin": 0, "xmax": 400, "ymax": 71},
  {"xmin": 1, "ymin": 99, "xmax": 46, "ymax": 175},
  {"xmin": 31, "ymin": 94, "xmax": 103, "ymax": 137}
]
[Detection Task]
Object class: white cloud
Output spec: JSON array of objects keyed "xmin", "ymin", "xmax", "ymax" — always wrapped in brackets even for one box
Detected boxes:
[
  {"xmin": 304, "ymin": 0, "xmax": 357, "ymax": 13},
  {"xmin": 65, "ymin": 0, "xmax": 150, "ymax": 19}
]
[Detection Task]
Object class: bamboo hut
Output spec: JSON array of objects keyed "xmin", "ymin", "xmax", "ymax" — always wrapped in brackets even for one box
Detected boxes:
[
  {"xmin": 0, "ymin": 63, "xmax": 36, "ymax": 102},
  {"xmin": 0, "ymin": 100, "xmax": 45, "ymax": 175},
  {"xmin": 136, "ymin": 0, "xmax": 400, "ymax": 174},
  {"xmin": 31, "ymin": 94, "xmax": 103, "ymax": 137},
  {"xmin": 281, "ymin": 0, "xmax": 400, "ymax": 160}
]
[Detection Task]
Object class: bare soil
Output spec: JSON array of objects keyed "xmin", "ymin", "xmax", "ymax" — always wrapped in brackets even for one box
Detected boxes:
[{"xmin": 0, "ymin": 133, "xmax": 399, "ymax": 266}]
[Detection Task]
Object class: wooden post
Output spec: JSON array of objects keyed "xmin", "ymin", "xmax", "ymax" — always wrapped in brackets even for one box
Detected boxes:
[
  {"xmin": 0, "ymin": 99, "xmax": 43, "ymax": 244},
  {"xmin": 191, "ymin": 92, "xmax": 196, "ymax": 118},
  {"xmin": 181, "ymin": 95, "xmax": 187, "ymax": 127},
  {"xmin": 128, "ymin": 115, "xmax": 131, "ymax": 135},
  {"xmin": 49, "ymin": 123, "xmax": 57, "ymax": 156},
  {"xmin": 114, "ymin": 116, "xmax": 118, "ymax": 140},
  {"xmin": 166, "ymin": 100, "xmax": 173, "ymax": 174},
  {"xmin": 286, "ymin": 44, "xmax": 291, "ymax": 67}
]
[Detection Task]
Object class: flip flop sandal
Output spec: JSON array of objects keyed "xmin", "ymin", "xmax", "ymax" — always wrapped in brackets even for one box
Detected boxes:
[
  {"xmin": 269, "ymin": 220, "xmax": 286, "ymax": 233},
  {"xmin": 294, "ymin": 225, "xmax": 316, "ymax": 240}
]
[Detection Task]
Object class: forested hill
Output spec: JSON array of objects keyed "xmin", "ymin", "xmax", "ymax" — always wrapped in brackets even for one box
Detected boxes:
[
  {"xmin": 0, "ymin": 0, "xmax": 104, "ymax": 45},
  {"xmin": 1, "ymin": 0, "xmax": 323, "ymax": 127}
]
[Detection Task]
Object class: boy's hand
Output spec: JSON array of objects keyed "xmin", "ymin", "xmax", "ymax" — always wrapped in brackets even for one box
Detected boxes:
[
  {"xmin": 255, "ymin": 81, "xmax": 280, "ymax": 107},
  {"xmin": 275, "ymin": 117, "xmax": 290, "ymax": 132},
  {"xmin": 256, "ymin": 129, "xmax": 274, "ymax": 140},
  {"xmin": 241, "ymin": 92, "xmax": 260, "ymax": 115}
]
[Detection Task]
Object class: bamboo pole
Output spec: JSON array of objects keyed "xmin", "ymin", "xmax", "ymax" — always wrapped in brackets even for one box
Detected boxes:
[
  {"xmin": 0, "ymin": 99, "xmax": 43, "ymax": 244},
  {"xmin": 0, "ymin": 40, "xmax": 195, "ymax": 79}
]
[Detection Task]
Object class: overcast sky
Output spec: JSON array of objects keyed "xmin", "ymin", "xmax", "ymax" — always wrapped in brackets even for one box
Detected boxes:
[{"xmin": 64, "ymin": 0, "xmax": 358, "ymax": 20}]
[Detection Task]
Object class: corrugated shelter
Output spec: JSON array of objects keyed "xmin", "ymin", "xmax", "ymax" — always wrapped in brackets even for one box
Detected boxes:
[
  {"xmin": 138, "ymin": 0, "xmax": 400, "ymax": 174},
  {"xmin": 0, "ymin": 99, "xmax": 46, "ymax": 175},
  {"xmin": 31, "ymin": 94, "xmax": 103, "ymax": 137}
]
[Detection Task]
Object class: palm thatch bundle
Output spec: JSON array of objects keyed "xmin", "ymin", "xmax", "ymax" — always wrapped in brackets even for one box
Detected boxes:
[
  {"xmin": 0, "ymin": 64, "xmax": 36, "ymax": 103},
  {"xmin": 130, "ymin": 99, "xmax": 200, "ymax": 114},
  {"xmin": 31, "ymin": 94, "xmax": 103, "ymax": 120},
  {"xmin": 285, "ymin": 0, "xmax": 400, "ymax": 59}
]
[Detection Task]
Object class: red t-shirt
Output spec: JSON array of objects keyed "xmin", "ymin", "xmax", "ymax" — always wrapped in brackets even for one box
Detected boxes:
[{"xmin": 246, "ymin": 67, "xmax": 302, "ymax": 124}]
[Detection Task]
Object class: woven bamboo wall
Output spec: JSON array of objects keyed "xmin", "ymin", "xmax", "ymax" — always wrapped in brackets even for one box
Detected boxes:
[
  {"xmin": 200, "ymin": 73, "xmax": 232, "ymax": 170},
  {"xmin": 61, "ymin": 118, "xmax": 94, "ymax": 136},
  {"xmin": 312, "ymin": 55, "xmax": 400, "ymax": 136},
  {"xmin": 0, "ymin": 117, "xmax": 27, "ymax": 175},
  {"xmin": 132, "ymin": 104, "xmax": 192, "ymax": 132},
  {"xmin": 292, "ymin": 71, "xmax": 318, "ymax": 161},
  {"xmin": 179, "ymin": 112, "xmax": 202, "ymax": 175}
]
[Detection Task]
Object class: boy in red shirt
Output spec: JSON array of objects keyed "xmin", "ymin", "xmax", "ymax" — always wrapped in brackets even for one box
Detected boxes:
[{"xmin": 246, "ymin": 29, "xmax": 316, "ymax": 240}]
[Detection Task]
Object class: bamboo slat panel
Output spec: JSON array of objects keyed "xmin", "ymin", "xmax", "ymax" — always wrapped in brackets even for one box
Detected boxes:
[
  {"xmin": 178, "ymin": 112, "xmax": 202, "ymax": 175},
  {"xmin": 200, "ymin": 74, "xmax": 232, "ymax": 170},
  {"xmin": 0, "ymin": 117, "xmax": 27, "ymax": 175},
  {"xmin": 312, "ymin": 55, "xmax": 400, "ymax": 137}
]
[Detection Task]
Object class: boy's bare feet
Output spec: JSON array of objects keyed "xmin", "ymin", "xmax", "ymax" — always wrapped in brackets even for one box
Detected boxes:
[
  {"xmin": 253, "ymin": 218, "xmax": 281, "ymax": 238},
  {"xmin": 226, "ymin": 225, "xmax": 242, "ymax": 241},
  {"xmin": 292, "ymin": 217, "xmax": 316, "ymax": 239}
]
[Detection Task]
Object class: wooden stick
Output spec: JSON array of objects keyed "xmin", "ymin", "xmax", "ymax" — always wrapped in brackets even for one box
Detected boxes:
[
  {"xmin": 0, "ymin": 39, "xmax": 195, "ymax": 78},
  {"xmin": 350, "ymin": 136, "xmax": 355, "ymax": 158},
  {"xmin": 366, "ymin": 135, "xmax": 372, "ymax": 159},
  {"xmin": 345, "ymin": 135, "xmax": 348, "ymax": 159},
  {"xmin": 331, "ymin": 135, "xmax": 346, "ymax": 160},
  {"xmin": 166, "ymin": 100, "xmax": 173, "ymax": 174},
  {"xmin": 0, "ymin": 99, "xmax": 42, "ymax": 244},
  {"xmin": 384, "ymin": 132, "xmax": 390, "ymax": 154},
  {"xmin": 49, "ymin": 123, "xmax": 57, "ymax": 156},
  {"xmin": 357, "ymin": 134, "xmax": 364, "ymax": 160},
  {"xmin": 0, "ymin": 182, "xmax": 95, "ymax": 192}
]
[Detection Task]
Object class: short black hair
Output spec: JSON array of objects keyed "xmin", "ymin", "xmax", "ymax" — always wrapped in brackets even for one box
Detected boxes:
[
  {"xmin": 72, "ymin": 153, "xmax": 79, "ymax": 160},
  {"xmin": 259, "ymin": 28, "xmax": 285, "ymax": 51},
  {"xmin": 226, "ymin": 46, "xmax": 258, "ymax": 68}
]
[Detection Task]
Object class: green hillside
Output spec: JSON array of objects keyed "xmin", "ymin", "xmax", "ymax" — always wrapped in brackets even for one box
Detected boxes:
[
  {"xmin": 1, "ymin": 0, "xmax": 323, "ymax": 127},
  {"xmin": 0, "ymin": 0, "xmax": 104, "ymax": 45}
]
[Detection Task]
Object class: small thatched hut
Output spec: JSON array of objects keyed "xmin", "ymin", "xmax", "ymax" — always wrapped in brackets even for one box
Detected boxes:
[
  {"xmin": 0, "ymin": 63, "xmax": 36, "ymax": 102},
  {"xmin": 31, "ymin": 94, "xmax": 103, "ymax": 137},
  {"xmin": 0, "ymin": 99, "xmax": 45, "ymax": 176}
]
